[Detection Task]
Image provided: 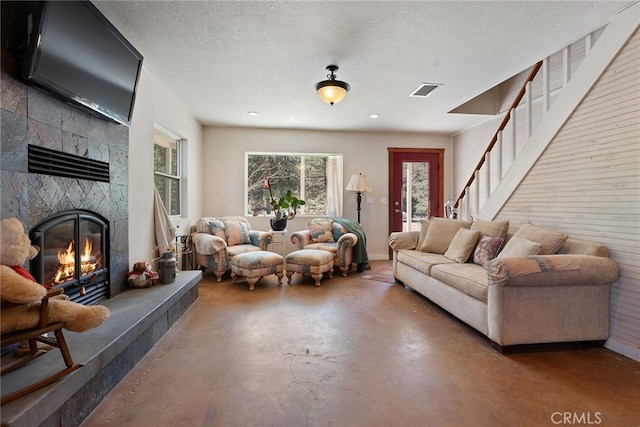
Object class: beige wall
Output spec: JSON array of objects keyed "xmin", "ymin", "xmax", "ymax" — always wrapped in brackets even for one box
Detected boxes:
[
  {"xmin": 127, "ymin": 68, "xmax": 452, "ymax": 264},
  {"xmin": 202, "ymin": 127, "xmax": 452, "ymax": 260},
  {"xmin": 127, "ymin": 68, "xmax": 204, "ymax": 266}
]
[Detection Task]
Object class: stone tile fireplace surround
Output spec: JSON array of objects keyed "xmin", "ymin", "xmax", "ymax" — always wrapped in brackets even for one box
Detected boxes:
[
  {"xmin": 1, "ymin": 53, "xmax": 129, "ymax": 297},
  {"xmin": 1, "ymin": 52, "xmax": 200, "ymax": 426}
]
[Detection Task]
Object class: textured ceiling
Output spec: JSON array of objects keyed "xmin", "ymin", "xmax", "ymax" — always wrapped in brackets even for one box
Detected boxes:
[{"xmin": 94, "ymin": 0, "xmax": 633, "ymax": 134}]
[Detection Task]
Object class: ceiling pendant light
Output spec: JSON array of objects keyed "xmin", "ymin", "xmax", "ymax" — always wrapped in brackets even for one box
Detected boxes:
[{"xmin": 315, "ymin": 65, "xmax": 350, "ymax": 106}]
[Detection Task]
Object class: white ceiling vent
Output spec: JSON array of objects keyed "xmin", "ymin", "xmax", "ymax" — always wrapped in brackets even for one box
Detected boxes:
[{"xmin": 409, "ymin": 83, "xmax": 441, "ymax": 98}]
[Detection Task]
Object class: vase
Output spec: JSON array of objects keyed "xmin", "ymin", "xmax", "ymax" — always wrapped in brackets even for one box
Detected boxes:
[{"xmin": 270, "ymin": 218, "xmax": 287, "ymax": 231}]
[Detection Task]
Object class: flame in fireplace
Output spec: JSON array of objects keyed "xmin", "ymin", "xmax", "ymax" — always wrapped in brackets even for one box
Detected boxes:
[{"xmin": 54, "ymin": 237, "xmax": 99, "ymax": 284}]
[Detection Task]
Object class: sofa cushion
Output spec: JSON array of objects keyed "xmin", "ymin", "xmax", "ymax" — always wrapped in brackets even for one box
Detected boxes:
[
  {"xmin": 332, "ymin": 222, "xmax": 347, "ymax": 241},
  {"xmin": 309, "ymin": 218, "xmax": 335, "ymax": 243},
  {"xmin": 397, "ymin": 250, "xmax": 455, "ymax": 275},
  {"xmin": 195, "ymin": 218, "xmax": 212, "ymax": 233},
  {"xmin": 487, "ymin": 254, "xmax": 618, "ymax": 287},
  {"xmin": 444, "ymin": 229, "xmax": 481, "ymax": 263},
  {"xmin": 227, "ymin": 244, "xmax": 261, "ymax": 257},
  {"xmin": 208, "ymin": 219, "xmax": 227, "ymax": 239},
  {"xmin": 388, "ymin": 231, "xmax": 419, "ymax": 251},
  {"xmin": 512, "ymin": 222, "xmax": 568, "ymax": 255},
  {"xmin": 304, "ymin": 242, "xmax": 337, "ymax": 254},
  {"xmin": 416, "ymin": 220, "xmax": 430, "ymax": 250},
  {"xmin": 195, "ymin": 218, "xmax": 227, "ymax": 239},
  {"xmin": 431, "ymin": 263, "xmax": 489, "ymax": 302},
  {"xmin": 498, "ymin": 236, "xmax": 542, "ymax": 258},
  {"xmin": 420, "ymin": 218, "xmax": 472, "ymax": 254},
  {"xmin": 224, "ymin": 220, "xmax": 251, "ymax": 245},
  {"xmin": 556, "ymin": 238, "xmax": 610, "ymax": 257},
  {"xmin": 471, "ymin": 219, "xmax": 509, "ymax": 241},
  {"xmin": 473, "ymin": 235, "xmax": 504, "ymax": 268}
]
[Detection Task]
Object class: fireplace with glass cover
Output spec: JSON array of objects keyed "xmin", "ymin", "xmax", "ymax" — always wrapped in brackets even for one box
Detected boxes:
[{"xmin": 30, "ymin": 210, "xmax": 110, "ymax": 305}]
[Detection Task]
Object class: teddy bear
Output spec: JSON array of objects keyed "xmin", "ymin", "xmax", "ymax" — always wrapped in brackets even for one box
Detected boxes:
[
  {"xmin": 0, "ymin": 218, "xmax": 110, "ymax": 335},
  {"xmin": 127, "ymin": 261, "xmax": 159, "ymax": 288}
]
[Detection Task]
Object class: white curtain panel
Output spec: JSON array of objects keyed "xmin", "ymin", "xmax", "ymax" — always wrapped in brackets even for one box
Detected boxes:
[
  {"xmin": 325, "ymin": 155, "xmax": 343, "ymax": 217},
  {"xmin": 154, "ymin": 186, "xmax": 176, "ymax": 254}
]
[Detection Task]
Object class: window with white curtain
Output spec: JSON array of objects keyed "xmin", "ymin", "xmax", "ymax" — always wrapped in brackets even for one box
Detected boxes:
[{"xmin": 245, "ymin": 152, "xmax": 343, "ymax": 217}]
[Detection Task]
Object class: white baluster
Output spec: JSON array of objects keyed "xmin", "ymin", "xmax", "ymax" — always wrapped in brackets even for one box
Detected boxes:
[
  {"xmin": 543, "ymin": 57, "xmax": 551, "ymax": 113},
  {"xmin": 496, "ymin": 131, "xmax": 503, "ymax": 183},
  {"xmin": 585, "ymin": 32, "xmax": 594, "ymax": 53},
  {"xmin": 563, "ymin": 45, "xmax": 572, "ymax": 86},
  {"xmin": 474, "ymin": 170, "xmax": 480, "ymax": 216},
  {"xmin": 511, "ymin": 108, "xmax": 517, "ymax": 163},
  {"xmin": 526, "ymin": 81, "xmax": 533, "ymax": 137},
  {"xmin": 484, "ymin": 152, "xmax": 490, "ymax": 204}
]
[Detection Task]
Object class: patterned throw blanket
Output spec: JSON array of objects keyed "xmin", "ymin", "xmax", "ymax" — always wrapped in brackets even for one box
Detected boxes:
[{"xmin": 331, "ymin": 217, "xmax": 370, "ymax": 270}]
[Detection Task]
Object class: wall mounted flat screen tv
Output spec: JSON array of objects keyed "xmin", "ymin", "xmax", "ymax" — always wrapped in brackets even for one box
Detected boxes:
[{"xmin": 23, "ymin": 1, "xmax": 143, "ymax": 127}]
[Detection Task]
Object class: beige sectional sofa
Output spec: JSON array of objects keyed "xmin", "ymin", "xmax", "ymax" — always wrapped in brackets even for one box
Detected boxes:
[{"xmin": 389, "ymin": 219, "xmax": 620, "ymax": 352}]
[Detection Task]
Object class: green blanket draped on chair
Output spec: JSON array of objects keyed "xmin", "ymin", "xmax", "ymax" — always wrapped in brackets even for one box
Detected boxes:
[{"xmin": 331, "ymin": 217, "xmax": 370, "ymax": 271}]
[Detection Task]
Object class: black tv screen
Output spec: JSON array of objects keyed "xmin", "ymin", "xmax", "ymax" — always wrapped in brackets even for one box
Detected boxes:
[{"xmin": 23, "ymin": 1, "xmax": 143, "ymax": 126}]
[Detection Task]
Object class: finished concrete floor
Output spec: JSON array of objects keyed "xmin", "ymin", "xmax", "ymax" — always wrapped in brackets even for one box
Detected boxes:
[{"xmin": 82, "ymin": 261, "xmax": 640, "ymax": 427}]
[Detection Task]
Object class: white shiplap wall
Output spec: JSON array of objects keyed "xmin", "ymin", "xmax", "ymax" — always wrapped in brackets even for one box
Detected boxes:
[{"xmin": 453, "ymin": 29, "xmax": 640, "ymax": 360}]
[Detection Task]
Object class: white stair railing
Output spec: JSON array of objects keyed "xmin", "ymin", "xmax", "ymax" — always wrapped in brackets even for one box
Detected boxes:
[{"xmin": 454, "ymin": 25, "xmax": 609, "ymax": 220}]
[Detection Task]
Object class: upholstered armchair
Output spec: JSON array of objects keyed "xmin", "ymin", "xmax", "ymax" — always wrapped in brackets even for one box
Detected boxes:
[
  {"xmin": 290, "ymin": 218, "xmax": 359, "ymax": 276},
  {"xmin": 192, "ymin": 216, "xmax": 273, "ymax": 282}
]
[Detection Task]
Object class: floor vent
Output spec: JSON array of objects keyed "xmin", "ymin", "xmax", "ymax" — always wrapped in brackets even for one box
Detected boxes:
[
  {"xmin": 28, "ymin": 145, "xmax": 110, "ymax": 182},
  {"xmin": 410, "ymin": 83, "xmax": 441, "ymax": 98}
]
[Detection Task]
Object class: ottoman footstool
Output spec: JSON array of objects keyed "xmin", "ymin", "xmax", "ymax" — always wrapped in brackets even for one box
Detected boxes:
[
  {"xmin": 285, "ymin": 249, "xmax": 334, "ymax": 287},
  {"xmin": 231, "ymin": 251, "xmax": 284, "ymax": 290}
]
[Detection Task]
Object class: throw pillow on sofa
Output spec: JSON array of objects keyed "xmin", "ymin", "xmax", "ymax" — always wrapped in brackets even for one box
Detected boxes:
[
  {"xmin": 497, "ymin": 235, "xmax": 542, "ymax": 258},
  {"xmin": 444, "ymin": 228, "xmax": 481, "ymax": 263},
  {"xmin": 309, "ymin": 218, "xmax": 334, "ymax": 243},
  {"xmin": 470, "ymin": 219, "xmax": 509, "ymax": 241},
  {"xmin": 195, "ymin": 218, "xmax": 211, "ymax": 233},
  {"xmin": 420, "ymin": 218, "xmax": 472, "ymax": 254},
  {"xmin": 332, "ymin": 222, "xmax": 347, "ymax": 242},
  {"xmin": 208, "ymin": 219, "xmax": 226, "ymax": 239},
  {"xmin": 513, "ymin": 222, "xmax": 568, "ymax": 255},
  {"xmin": 223, "ymin": 220, "xmax": 251, "ymax": 245},
  {"xmin": 195, "ymin": 218, "xmax": 226, "ymax": 239},
  {"xmin": 473, "ymin": 235, "xmax": 504, "ymax": 268}
]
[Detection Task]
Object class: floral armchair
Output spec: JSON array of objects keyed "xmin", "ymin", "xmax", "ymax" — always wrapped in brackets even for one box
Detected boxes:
[
  {"xmin": 290, "ymin": 218, "xmax": 359, "ymax": 276},
  {"xmin": 192, "ymin": 216, "xmax": 273, "ymax": 281}
]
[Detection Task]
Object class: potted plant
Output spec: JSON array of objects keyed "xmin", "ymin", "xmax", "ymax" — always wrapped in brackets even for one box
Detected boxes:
[{"xmin": 267, "ymin": 179, "xmax": 305, "ymax": 231}]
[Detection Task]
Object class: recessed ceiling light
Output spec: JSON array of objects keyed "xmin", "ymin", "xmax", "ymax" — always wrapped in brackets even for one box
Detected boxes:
[
  {"xmin": 370, "ymin": 114, "xmax": 380, "ymax": 119},
  {"xmin": 248, "ymin": 111, "xmax": 258, "ymax": 116}
]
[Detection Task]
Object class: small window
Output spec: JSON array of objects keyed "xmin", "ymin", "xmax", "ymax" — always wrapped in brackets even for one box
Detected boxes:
[
  {"xmin": 246, "ymin": 152, "xmax": 343, "ymax": 217},
  {"xmin": 154, "ymin": 127, "xmax": 182, "ymax": 216}
]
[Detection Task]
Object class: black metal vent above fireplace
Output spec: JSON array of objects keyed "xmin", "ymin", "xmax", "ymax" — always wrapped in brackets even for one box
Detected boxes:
[{"xmin": 28, "ymin": 145, "xmax": 110, "ymax": 182}]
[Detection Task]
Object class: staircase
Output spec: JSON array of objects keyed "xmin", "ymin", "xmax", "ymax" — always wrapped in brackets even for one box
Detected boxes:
[{"xmin": 454, "ymin": 2, "xmax": 639, "ymax": 221}]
